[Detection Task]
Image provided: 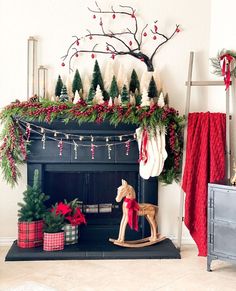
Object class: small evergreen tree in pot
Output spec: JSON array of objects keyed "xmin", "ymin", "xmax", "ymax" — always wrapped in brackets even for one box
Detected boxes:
[
  {"xmin": 17, "ymin": 169, "xmax": 49, "ymax": 248},
  {"xmin": 43, "ymin": 209, "xmax": 65, "ymax": 251}
]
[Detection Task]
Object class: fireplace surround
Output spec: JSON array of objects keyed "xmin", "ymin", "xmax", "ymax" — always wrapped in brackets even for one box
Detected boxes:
[{"xmin": 5, "ymin": 120, "xmax": 180, "ymax": 260}]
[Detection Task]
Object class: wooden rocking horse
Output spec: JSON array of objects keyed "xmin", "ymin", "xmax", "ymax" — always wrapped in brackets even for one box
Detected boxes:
[{"xmin": 109, "ymin": 179, "xmax": 166, "ymax": 248}]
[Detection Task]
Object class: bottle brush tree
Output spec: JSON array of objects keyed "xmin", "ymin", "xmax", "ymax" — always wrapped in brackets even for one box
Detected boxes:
[
  {"xmin": 55, "ymin": 75, "xmax": 63, "ymax": 97},
  {"xmin": 91, "ymin": 60, "xmax": 109, "ymax": 100},
  {"xmin": 148, "ymin": 76, "xmax": 158, "ymax": 98},
  {"xmin": 129, "ymin": 69, "xmax": 140, "ymax": 94},
  {"xmin": 72, "ymin": 69, "xmax": 83, "ymax": 95},
  {"xmin": 109, "ymin": 76, "xmax": 119, "ymax": 99},
  {"xmin": 121, "ymin": 84, "xmax": 129, "ymax": 103},
  {"xmin": 59, "ymin": 85, "xmax": 69, "ymax": 102},
  {"xmin": 18, "ymin": 170, "xmax": 49, "ymax": 222}
]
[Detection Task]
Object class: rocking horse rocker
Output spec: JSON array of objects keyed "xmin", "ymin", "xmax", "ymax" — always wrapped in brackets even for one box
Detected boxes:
[{"xmin": 109, "ymin": 179, "xmax": 166, "ymax": 248}]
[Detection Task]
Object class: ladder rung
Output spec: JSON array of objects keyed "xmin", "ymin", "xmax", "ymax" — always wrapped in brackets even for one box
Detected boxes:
[{"xmin": 185, "ymin": 80, "xmax": 230, "ymax": 86}]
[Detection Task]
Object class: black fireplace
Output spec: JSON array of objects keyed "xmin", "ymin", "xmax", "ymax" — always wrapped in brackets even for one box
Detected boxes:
[
  {"xmin": 5, "ymin": 120, "xmax": 181, "ymax": 260},
  {"xmin": 26, "ymin": 121, "xmax": 158, "ymax": 241}
]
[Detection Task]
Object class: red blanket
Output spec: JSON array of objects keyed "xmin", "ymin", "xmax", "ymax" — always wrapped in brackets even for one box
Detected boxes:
[{"xmin": 182, "ymin": 112, "xmax": 226, "ymax": 256}]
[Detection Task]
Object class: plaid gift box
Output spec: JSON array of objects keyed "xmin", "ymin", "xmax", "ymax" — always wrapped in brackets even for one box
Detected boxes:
[
  {"xmin": 64, "ymin": 224, "xmax": 79, "ymax": 245},
  {"xmin": 17, "ymin": 220, "xmax": 43, "ymax": 248},
  {"xmin": 43, "ymin": 232, "xmax": 64, "ymax": 251}
]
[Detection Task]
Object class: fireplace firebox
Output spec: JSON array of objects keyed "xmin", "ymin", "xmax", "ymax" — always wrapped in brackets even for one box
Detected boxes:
[{"xmin": 26, "ymin": 121, "xmax": 158, "ymax": 241}]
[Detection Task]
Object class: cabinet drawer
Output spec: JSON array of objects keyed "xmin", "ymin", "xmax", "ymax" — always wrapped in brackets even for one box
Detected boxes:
[
  {"xmin": 212, "ymin": 221, "xmax": 236, "ymax": 258},
  {"xmin": 213, "ymin": 189, "xmax": 236, "ymax": 223}
]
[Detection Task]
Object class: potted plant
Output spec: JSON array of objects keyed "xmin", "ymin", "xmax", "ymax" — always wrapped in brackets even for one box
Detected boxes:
[
  {"xmin": 17, "ymin": 169, "xmax": 49, "ymax": 248},
  {"xmin": 43, "ymin": 209, "xmax": 65, "ymax": 251},
  {"xmin": 53, "ymin": 199, "xmax": 86, "ymax": 245}
]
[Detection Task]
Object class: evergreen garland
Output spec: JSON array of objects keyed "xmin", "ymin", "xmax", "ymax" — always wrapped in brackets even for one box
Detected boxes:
[
  {"xmin": 18, "ymin": 169, "xmax": 49, "ymax": 222},
  {"xmin": 0, "ymin": 100, "xmax": 184, "ymax": 186}
]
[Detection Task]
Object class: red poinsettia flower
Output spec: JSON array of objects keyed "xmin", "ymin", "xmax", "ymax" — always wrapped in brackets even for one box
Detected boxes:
[
  {"xmin": 66, "ymin": 208, "xmax": 86, "ymax": 226},
  {"xmin": 52, "ymin": 202, "xmax": 72, "ymax": 216}
]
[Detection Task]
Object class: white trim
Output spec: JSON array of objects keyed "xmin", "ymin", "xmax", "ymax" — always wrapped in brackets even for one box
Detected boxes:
[{"xmin": 0, "ymin": 237, "xmax": 16, "ymax": 246}]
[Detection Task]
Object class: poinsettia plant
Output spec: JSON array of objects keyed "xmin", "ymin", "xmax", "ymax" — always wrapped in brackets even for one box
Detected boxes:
[{"xmin": 52, "ymin": 198, "xmax": 86, "ymax": 226}]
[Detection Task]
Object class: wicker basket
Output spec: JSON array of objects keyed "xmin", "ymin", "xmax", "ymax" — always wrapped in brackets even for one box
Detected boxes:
[{"xmin": 17, "ymin": 220, "xmax": 43, "ymax": 248}]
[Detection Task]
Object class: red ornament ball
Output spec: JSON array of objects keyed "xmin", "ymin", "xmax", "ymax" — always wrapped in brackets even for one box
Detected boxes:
[
  {"xmin": 75, "ymin": 53, "xmax": 79, "ymax": 57},
  {"xmin": 154, "ymin": 25, "xmax": 158, "ymax": 33},
  {"xmin": 61, "ymin": 62, "xmax": 65, "ymax": 67},
  {"xmin": 176, "ymin": 28, "xmax": 180, "ymax": 33},
  {"xmin": 131, "ymin": 13, "xmax": 135, "ymax": 18},
  {"xmin": 143, "ymin": 32, "xmax": 147, "ymax": 37},
  {"xmin": 112, "ymin": 14, "xmax": 116, "ymax": 19},
  {"xmin": 93, "ymin": 15, "xmax": 96, "ymax": 19},
  {"xmin": 111, "ymin": 54, "xmax": 115, "ymax": 60},
  {"xmin": 153, "ymin": 35, "xmax": 157, "ymax": 40},
  {"xmin": 91, "ymin": 53, "xmax": 95, "ymax": 59},
  {"xmin": 89, "ymin": 35, "xmax": 93, "ymax": 40},
  {"xmin": 76, "ymin": 40, "xmax": 80, "ymax": 46},
  {"xmin": 129, "ymin": 40, "xmax": 132, "ymax": 46},
  {"xmin": 106, "ymin": 46, "xmax": 110, "ymax": 51}
]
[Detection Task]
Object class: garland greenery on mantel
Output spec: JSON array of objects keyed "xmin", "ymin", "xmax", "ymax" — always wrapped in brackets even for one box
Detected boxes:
[{"xmin": 0, "ymin": 99, "xmax": 184, "ymax": 186}]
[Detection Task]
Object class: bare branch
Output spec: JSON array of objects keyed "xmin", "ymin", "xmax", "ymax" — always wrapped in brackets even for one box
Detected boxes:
[
  {"xmin": 150, "ymin": 25, "xmax": 180, "ymax": 61},
  {"xmin": 139, "ymin": 24, "xmax": 148, "ymax": 47}
]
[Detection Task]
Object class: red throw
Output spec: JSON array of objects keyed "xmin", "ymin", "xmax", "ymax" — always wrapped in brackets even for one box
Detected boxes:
[
  {"xmin": 220, "ymin": 53, "xmax": 233, "ymax": 90},
  {"xmin": 138, "ymin": 128, "xmax": 148, "ymax": 164},
  {"xmin": 124, "ymin": 197, "xmax": 140, "ymax": 231},
  {"xmin": 182, "ymin": 112, "xmax": 226, "ymax": 256}
]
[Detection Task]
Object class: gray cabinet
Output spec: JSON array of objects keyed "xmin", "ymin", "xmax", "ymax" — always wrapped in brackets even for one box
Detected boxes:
[{"xmin": 208, "ymin": 183, "xmax": 236, "ymax": 271}]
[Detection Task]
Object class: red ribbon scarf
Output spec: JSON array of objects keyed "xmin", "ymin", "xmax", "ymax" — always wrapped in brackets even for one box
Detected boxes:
[
  {"xmin": 138, "ymin": 128, "xmax": 148, "ymax": 165},
  {"xmin": 124, "ymin": 197, "xmax": 140, "ymax": 231},
  {"xmin": 220, "ymin": 54, "xmax": 233, "ymax": 90}
]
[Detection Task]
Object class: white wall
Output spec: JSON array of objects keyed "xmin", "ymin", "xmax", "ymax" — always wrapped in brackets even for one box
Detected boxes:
[{"xmin": 0, "ymin": 0, "xmax": 212, "ymax": 244}]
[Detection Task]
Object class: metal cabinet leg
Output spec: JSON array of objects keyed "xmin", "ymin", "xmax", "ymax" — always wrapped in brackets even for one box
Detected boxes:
[{"xmin": 207, "ymin": 256, "xmax": 212, "ymax": 272}]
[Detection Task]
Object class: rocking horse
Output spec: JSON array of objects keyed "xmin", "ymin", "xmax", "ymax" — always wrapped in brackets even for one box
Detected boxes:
[{"xmin": 109, "ymin": 179, "xmax": 166, "ymax": 248}]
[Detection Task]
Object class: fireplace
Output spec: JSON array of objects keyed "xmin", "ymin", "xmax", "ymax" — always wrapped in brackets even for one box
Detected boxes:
[
  {"xmin": 26, "ymin": 121, "xmax": 158, "ymax": 241},
  {"xmin": 5, "ymin": 120, "xmax": 180, "ymax": 260}
]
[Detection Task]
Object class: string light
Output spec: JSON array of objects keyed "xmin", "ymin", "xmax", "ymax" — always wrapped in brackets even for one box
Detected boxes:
[
  {"xmin": 119, "ymin": 136, "xmax": 123, "ymax": 141},
  {"xmin": 26, "ymin": 123, "xmax": 31, "ymax": 142},
  {"xmin": 133, "ymin": 133, "xmax": 137, "ymax": 139},
  {"xmin": 65, "ymin": 134, "xmax": 70, "ymax": 139},
  {"xmin": 79, "ymin": 136, "xmax": 83, "ymax": 141},
  {"xmin": 125, "ymin": 139, "xmax": 130, "ymax": 156},
  {"xmin": 91, "ymin": 143, "xmax": 95, "ymax": 159},
  {"xmin": 58, "ymin": 139, "xmax": 63, "ymax": 156},
  {"xmin": 54, "ymin": 131, "xmax": 58, "ymax": 137},
  {"xmin": 40, "ymin": 127, "xmax": 45, "ymax": 133},
  {"xmin": 41, "ymin": 133, "xmax": 46, "ymax": 149},
  {"xmin": 107, "ymin": 144, "xmax": 112, "ymax": 159},
  {"xmin": 91, "ymin": 135, "xmax": 94, "ymax": 142},
  {"xmin": 106, "ymin": 137, "xmax": 109, "ymax": 142},
  {"xmin": 73, "ymin": 141, "xmax": 78, "ymax": 160}
]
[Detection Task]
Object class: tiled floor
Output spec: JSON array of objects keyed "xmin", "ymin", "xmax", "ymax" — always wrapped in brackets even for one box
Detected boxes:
[{"xmin": 0, "ymin": 244, "xmax": 236, "ymax": 291}]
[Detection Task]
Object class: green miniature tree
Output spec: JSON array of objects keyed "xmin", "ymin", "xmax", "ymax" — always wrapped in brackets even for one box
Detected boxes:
[
  {"xmin": 43, "ymin": 210, "xmax": 64, "ymax": 233},
  {"xmin": 72, "ymin": 69, "xmax": 83, "ymax": 95},
  {"xmin": 91, "ymin": 60, "xmax": 104, "ymax": 91},
  {"xmin": 148, "ymin": 76, "xmax": 158, "ymax": 98},
  {"xmin": 59, "ymin": 85, "xmax": 69, "ymax": 102},
  {"xmin": 109, "ymin": 76, "xmax": 119, "ymax": 99},
  {"xmin": 129, "ymin": 69, "xmax": 140, "ymax": 94},
  {"xmin": 121, "ymin": 84, "xmax": 129, "ymax": 103},
  {"xmin": 18, "ymin": 170, "xmax": 49, "ymax": 222},
  {"xmin": 55, "ymin": 75, "xmax": 63, "ymax": 97},
  {"xmin": 87, "ymin": 86, "xmax": 96, "ymax": 102}
]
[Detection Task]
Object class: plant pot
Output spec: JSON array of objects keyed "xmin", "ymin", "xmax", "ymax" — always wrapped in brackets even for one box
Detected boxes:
[
  {"xmin": 17, "ymin": 220, "xmax": 44, "ymax": 248},
  {"xmin": 63, "ymin": 224, "xmax": 79, "ymax": 245},
  {"xmin": 43, "ymin": 231, "xmax": 64, "ymax": 251}
]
